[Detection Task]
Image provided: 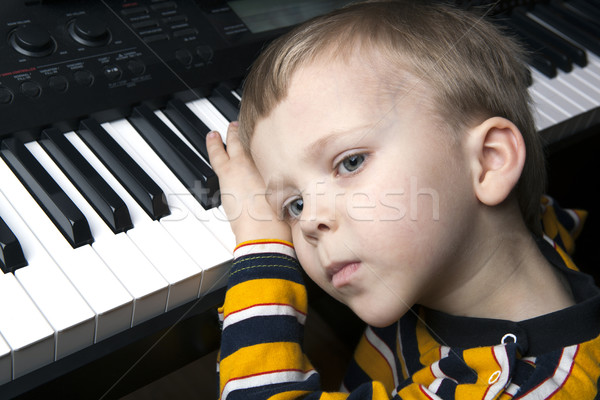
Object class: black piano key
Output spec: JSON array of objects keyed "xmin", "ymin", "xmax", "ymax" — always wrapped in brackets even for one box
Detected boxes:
[
  {"xmin": 0, "ymin": 138, "xmax": 93, "ymax": 248},
  {"xmin": 564, "ymin": 0, "xmax": 600, "ymax": 26},
  {"xmin": 129, "ymin": 104, "xmax": 220, "ymax": 209},
  {"xmin": 530, "ymin": 4, "xmax": 600, "ymax": 56},
  {"xmin": 512, "ymin": 8, "xmax": 587, "ymax": 67},
  {"xmin": 208, "ymin": 83, "xmax": 240, "ymax": 122},
  {"xmin": 77, "ymin": 118, "xmax": 170, "ymax": 220},
  {"xmin": 0, "ymin": 216, "xmax": 28, "ymax": 273},
  {"xmin": 163, "ymin": 98, "xmax": 211, "ymax": 161},
  {"xmin": 39, "ymin": 128, "xmax": 134, "ymax": 234},
  {"xmin": 548, "ymin": 0, "xmax": 600, "ymax": 39},
  {"xmin": 504, "ymin": 17, "xmax": 571, "ymax": 73},
  {"xmin": 502, "ymin": 18, "xmax": 559, "ymax": 77}
]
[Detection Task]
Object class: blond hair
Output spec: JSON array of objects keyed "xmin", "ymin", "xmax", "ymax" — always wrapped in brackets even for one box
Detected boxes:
[{"xmin": 239, "ymin": 0, "xmax": 545, "ymax": 234}]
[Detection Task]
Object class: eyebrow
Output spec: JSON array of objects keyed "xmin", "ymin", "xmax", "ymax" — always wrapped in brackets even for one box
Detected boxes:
[
  {"xmin": 302, "ymin": 124, "xmax": 373, "ymax": 162},
  {"xmin": 265, "ymin": 124, "xmax": 375, "ymax": 194}
]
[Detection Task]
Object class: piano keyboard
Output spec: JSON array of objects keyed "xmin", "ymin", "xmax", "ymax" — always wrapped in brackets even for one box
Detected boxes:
[
  {"xmin": 0, "ymin": 0, "xmax": 599, "ymax": 396},
  {"xmin": 0, "ymin": 96, "xmax": 236, "ymax": 384}
]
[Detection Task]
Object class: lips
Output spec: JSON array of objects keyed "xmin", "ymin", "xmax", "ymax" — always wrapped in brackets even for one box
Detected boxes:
[{"xmin": 327, "ymin": 261, "xmax": 361, "ymax": 288}]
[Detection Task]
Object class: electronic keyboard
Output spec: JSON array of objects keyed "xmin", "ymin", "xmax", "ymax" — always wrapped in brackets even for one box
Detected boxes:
[{"xmin": 0, "ymin": 0, "xmax": 598, "ymax": 398}]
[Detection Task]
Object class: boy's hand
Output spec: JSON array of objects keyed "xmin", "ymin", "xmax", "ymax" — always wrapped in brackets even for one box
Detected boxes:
[{"xmin": 206, "ymin": 122, "xmax": 292, "ymax": 245}]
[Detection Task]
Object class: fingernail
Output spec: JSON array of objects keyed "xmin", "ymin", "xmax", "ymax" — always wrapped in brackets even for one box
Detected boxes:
[
  {"xmin": 207, "ymin": 131, "xmax": 219, "ymax": 139},
  {"xmin": 230, "ymin": 121, "xmax": 239, "ymax": 128}
]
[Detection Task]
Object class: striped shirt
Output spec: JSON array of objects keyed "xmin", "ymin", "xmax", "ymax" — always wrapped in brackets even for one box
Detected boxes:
[{"xmin": 218, "ymin": 202, "xmax": 600, "ymax": 399}]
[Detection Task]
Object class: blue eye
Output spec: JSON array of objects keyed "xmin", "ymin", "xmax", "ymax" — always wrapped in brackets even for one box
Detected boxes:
[
  {"xmin": 338, "ymin": 153, "xmax": 366, "ymax": 174},
  {"xmin": 284, "ymin": 198, "xmax": 304, "ymax": 219}
]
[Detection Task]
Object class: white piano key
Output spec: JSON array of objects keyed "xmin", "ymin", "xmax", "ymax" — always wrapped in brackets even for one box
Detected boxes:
[
  {"xmin": 531, "ymin": 69, "xmax": 581, "ymax": 119},
  {"xmin": 0, "ymin": 160, "xmax": 95, "ymax": 360},
  {"xmin": 543, "ymin": 72, "xmax": 596, "ymax": 112},
  {"xmin": 59, "ymin": 134, "xmax": 203, "ymax": 310},
  {"xmin": 103, "ymin": 119, "xmax": 233, "ymax": 293},
  {"xmin": 230, "ymin": 89, "xmax": 242, "ymax": 102},
  {"xmin": 0, "ymin": 334, "xmax": 10, "ymax": 384},
  {"xmin": 51, "ymin": 134, "xmax": 170, "ymax": 325},
  {"xmin": 188, "ymin": 98, "xmax": 230, "ymax": 137},
  {"xmin": 531, "ymin": 100, "xmax": 556, "ymax": 133},
  {"xmin": 0, "ymin": 271, "xmax": 54, "ymax": 379},
  {"xmin": 2, "ymin": 144, "xmax": 133, "ymax": 344},
  {"xmin": 155, "ymin": 110, "xmax": 206, "ymax": 162}
]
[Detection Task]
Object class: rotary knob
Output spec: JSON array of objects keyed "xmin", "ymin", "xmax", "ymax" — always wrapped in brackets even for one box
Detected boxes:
[
  {"xmin": 68, "ymin": 16, "xmax": 111, "ymax": 47},
  {"xmin": 8, "ymin": 25, "xmax": 56, "ymax": 57}
]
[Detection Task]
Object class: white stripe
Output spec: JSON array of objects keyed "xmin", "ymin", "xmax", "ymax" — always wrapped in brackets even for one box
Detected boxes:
[
  {"xmin": 234, "ymin": 242, "xmax": 296, "ymax": 259},
  {"xmin": 484, "ymin": 345, "xmax": 512, "ymax": 400},
  {"xmin": 221, "ymin": 369, "xmax": 318, "ymax": 400},
  {"xmin": 518, "ymin": 345, "xmax": 578, "ymax": 399},
  {"xmin": 222, "ymin": 304, "xmax": 306, "ymax": 330},
  {"xmin": 565, "ymin": 208, "xmax": 581, "ymax": 234},
  {"xmin": 396, "ymin": 323, "xmax": 410, "ymax": 380},
  {"xmin": 429, "ymin": 348, "xmax": 457, "ymax": 394},
  {"xmin": 365, "ymin": 326, "xmax": 400, "ymax": 388},
  {"xmin": 505, "ymin": 382, "xmax": 520, "ymax": 397}
]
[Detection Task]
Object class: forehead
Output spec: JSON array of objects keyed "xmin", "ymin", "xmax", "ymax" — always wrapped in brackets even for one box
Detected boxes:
[
  {"xmin": 249, "ymin": 58, "xmax": 379, "ymax": 167},
  {"xmin": 251, "ymin": 56, "xmax": 399, "ymax": 147}
]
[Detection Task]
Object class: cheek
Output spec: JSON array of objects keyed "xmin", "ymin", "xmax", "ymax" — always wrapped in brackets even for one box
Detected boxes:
[{"xmin": 291, "ymin": 230, "xmax": 321, "ymax": 279}]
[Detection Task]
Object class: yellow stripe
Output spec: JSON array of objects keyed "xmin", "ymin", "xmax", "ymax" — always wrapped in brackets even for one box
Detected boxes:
[
  {"xmin": 268, "ymin": 390, "xmax": 351, "ymax": 399},
  {"xmin": 235, "ymin": 239, "xmax": 294, "ymax": 251},
  {"xmin": 223, "ymin": 278, "xmax": 307, "ymax": 319},
  {"xmin": 220, "ymin": 342, "xmax": 314, "ymax": 394},
  {"xmin": 415, "ymin": 315, "xmax": 442, "ymax": 367},
  {"xmin": 553, "ymin": 340, "xmax": 600, "ymax": 399},
  {"xmin": 455, "ymin": 346, "xmax": 500, "ymax": 398},
  {"xmin": 354, "ymin": 335, "xmax": 395, "ymax": 393},
  {"xmin": 553, "ymin": 243, "xmax": 579, "ymax": 272}
]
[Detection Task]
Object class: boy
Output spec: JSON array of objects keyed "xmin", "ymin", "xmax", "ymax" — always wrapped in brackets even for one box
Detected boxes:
[{"xmin": 206, "ymin": 1, "xmax": 600, "ymax": 398}]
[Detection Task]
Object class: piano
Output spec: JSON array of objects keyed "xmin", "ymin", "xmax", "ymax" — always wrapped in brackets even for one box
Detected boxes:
[{"xmin": 0, "ymin": 0, "xmax": 598, "ymax": 398}]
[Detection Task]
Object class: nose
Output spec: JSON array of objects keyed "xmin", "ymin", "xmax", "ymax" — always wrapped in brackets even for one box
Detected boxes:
[{"xmin": 298, "ymin": 191, "xmax": 338, "ymax": 244}]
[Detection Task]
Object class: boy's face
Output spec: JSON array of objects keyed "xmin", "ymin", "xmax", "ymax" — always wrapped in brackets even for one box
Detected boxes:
[{"xmin": 251, "ymin": 56, "xmax": 477, "ymax": 327}]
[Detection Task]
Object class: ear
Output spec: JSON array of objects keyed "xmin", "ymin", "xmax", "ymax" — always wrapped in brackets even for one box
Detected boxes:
[{"xmin": 466, "ymin": 117, "xmax": 526, "ymax": 206}]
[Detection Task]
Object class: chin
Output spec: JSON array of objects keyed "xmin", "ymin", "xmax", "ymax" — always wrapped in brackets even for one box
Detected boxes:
[{"xmin": 355, "ymin": 307, "xmax": 407, "ymax": 328}]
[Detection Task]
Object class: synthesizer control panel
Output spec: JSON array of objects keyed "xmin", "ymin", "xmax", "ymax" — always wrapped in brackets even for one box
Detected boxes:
[{"xmin": 0, "ymin": 0, "xmax": 289, "ymax": 139}]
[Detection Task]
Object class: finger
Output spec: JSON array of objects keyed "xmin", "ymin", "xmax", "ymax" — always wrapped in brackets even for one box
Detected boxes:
[
  {"xmin": 225, "ymin": 121, "xmax": 244, "ymax": 154},
  {"xmin": 206, "ymin": 131, "xmax": 229, "ymax": 172}
]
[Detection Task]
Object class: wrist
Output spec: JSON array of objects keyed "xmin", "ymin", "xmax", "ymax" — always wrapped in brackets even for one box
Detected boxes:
[{"xmin": 234, "ymin": 221, "xmax": 292, "ymax": 246}]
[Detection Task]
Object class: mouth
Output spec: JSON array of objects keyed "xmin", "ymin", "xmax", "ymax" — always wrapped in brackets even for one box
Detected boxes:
[{"xmin": 327, "ymin": 261, "xmax": 361, "ymax": 288}]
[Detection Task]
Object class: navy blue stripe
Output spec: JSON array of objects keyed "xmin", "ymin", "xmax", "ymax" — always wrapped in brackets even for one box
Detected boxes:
[
  {"xmin": 228, "ymin": 252, "xmax": 304, "ymax": 288},
  {"xmin": 513, "ymin": 349, "xmax": 563, "ymax": 397},
  {"xmin": 343, "ymin": 357, "xmax": 374, "ymax": 391},
  {"xmin": 372, "ymin": 324, "xmax": 402, "ymax": 381},
  {"xmin": 398, "ymin": 307, "xmax": 424, "ymax": 375},
  {"xmin": 438, "ymin": 349, "xmax": 477, "ymax": 384},
  {"xmin": 435, "ymin": 378, "xmax": 457, "ymax": 398},
  {"xmin": 220, "ymin": 315, "xmax": 304, "ymax": 359}
]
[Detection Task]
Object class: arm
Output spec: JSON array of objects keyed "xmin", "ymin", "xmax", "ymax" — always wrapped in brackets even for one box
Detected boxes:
[{"xmin": 207, "ymin": 124, "xmax": 390, "ymax": 399}]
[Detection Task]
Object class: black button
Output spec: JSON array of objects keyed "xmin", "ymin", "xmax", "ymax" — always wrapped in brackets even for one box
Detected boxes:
[
  {"xmin": 173, "ymin": 28, "xmax": 198, "ymax": 39},
  {"xmin": 103, "ymin": 65, "xmax": 122, "ymax": 81},
  {"xmin": 175, "ymin": 48, "xmax": 193, "ymax": 66},
  {"xmin": 196, "ymin": 45, "xmax": 213, "ymax": 62},
  {"xmin": 48, "ymin": 75, "xmax": 69, "ymax": 92},
  {"xmin": 127, "ymin": 60, "xmax": 146, "ymax": 76},
  {"xmin": 121, "ymin": 6, "xmax": 149, "ymax": 16},
  {"xmin": 143, "ymin": 33, "xmax": 170, "ymax": 43},
  {"xmin": 74, "ymin": 70, "xmax": 94, "ymax": 87},
  {"xmin": 151, "ymin": 1, "xmax": 177, "ymax": 12},
  {"xmin": 0, "ymin": 87, "xmax": 14, "ymax": 104},
  {"xmin": 20, "ymin": 81, "xmax": 42, "ymax": 98}
]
